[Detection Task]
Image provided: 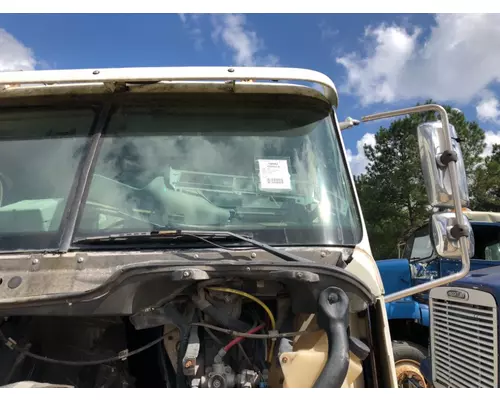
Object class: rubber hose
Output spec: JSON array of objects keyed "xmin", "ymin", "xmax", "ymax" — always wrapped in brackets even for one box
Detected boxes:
[{"xmin": 313, "ymin": 286, "xmax": 350, "ymax": 388}]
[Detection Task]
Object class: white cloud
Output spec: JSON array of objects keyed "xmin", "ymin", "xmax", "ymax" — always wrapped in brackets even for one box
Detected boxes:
[
  {"xmin": 482, "ymin": 131, "xmax": 500, "ymax": 158},
  {"xmin": 476, "ymin": 91, "xmax": 500, "ymax": 124},
  {"xmin": 336, "ymin": 14, "xmax": 500, "ymax": 106},
  {"xmin": 211, "ymin": 14, "xmax": 279, "ymax": 67},
  {"xmin": 337, "ymin": 24, "xmax": 420, "ymax": 105},
  {"xmin": 0, "ymin": 28, "xmax": 36, "ymax": 71},
  {"xmin": 346, "ymin": 133, "xmax": 376, "ymax": 175},
  {"xmin": 178, "ymin": 14, "xmax": 205, "ymax": 51},
  {"xmin": 179, "ymin": 14, "xmax": 279, "ymax": 67},
  {"xmin": 319, "ymin": 21, "xmax": 339, "ymax": 40}
]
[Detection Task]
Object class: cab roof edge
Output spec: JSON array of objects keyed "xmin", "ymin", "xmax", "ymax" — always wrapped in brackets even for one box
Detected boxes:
[{"xmin": 0, "ymin": 66, "xmax": 339, "ymax": 108}]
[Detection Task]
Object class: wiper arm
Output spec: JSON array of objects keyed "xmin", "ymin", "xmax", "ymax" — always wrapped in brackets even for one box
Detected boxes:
[
  {"xmin": 181, "ymin": 230, "xmax": 311, "ymax": 263},
  {"xmin": 73, "ymin": 229, "xmax": 311, "ymax": 263}
]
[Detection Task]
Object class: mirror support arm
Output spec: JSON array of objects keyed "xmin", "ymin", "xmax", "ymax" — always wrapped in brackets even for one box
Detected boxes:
[{"xmin": 362, "ymin": 104, "xmax": 471, "ymax": 303}]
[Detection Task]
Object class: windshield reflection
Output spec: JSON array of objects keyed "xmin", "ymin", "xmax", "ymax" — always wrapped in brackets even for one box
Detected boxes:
[{"xmin": 78, "ymin": 96, "xmax": 362, "ymax": 246}]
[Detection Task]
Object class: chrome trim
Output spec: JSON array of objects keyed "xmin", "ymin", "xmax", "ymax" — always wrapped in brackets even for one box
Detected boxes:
[
  {"xmin": 430, "ymin": 286, "xmax": 498, "ymax": 388},
  {"xmin": 362, "ymin": 104, "xmax": 470, "ymax": 303}
]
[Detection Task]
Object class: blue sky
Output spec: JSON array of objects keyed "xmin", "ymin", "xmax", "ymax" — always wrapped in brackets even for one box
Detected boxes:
[{"xmin": 1, "ymin": 13, "xmax": 500, "ymax": 175}]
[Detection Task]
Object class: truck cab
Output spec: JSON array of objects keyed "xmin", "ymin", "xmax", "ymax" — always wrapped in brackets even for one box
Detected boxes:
[
  {"xmin": 377, "ymin": 211, "xmax": 500, "ymax": 386},
  {"xmin": 0, "ymin": 66, "xmax": 472, "ymax": 388}
]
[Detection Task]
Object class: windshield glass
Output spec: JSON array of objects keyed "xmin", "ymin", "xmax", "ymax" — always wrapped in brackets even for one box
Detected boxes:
[
  {"xmin": 471, "ymin": 223, "xmax": 500, "ymax": 261},
  {"xmin": 77, "ymin": 95, "xmax": 362, "ymax": 246},
  {"xmin": 0, "ymin": 108, "xmax": 95, "ymax": 251},
  {"xmin": 410, "ymin": 232, "xmax": 433, "ymax": 260}
]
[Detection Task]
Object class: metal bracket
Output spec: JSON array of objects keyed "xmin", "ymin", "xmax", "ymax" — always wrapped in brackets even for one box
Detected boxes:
[
  {"xmin": 449, "ymin": 223, "xmax": 470, "ymax": 240},
  {"xmin": 339, "ymin": 117, "xmax": 360, "ymax": 131},
  {"xmin": 437, "ymin": 149, "xmax": 458, "ymax": 167}
]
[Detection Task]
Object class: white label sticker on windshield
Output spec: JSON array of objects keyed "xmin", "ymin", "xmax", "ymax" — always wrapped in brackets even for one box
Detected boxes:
[{"xmin": 258, "ymin": 159, "xmax": 292, "ymax": 191}]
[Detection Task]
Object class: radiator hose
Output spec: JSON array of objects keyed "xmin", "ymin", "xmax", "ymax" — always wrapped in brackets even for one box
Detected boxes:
[{"xmin": 313, "ymin": 286, "xmax": 350, "ymax": 388}]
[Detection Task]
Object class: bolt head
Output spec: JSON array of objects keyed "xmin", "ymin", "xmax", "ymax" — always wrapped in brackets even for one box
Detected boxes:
[
  {"xmin": 77, "ymin": 257, "xmax": 84, "ymax": 263},
  {"xmin": 328, "ymin": 293, "xmax": 339, "ymax": 304},
  {"xmin": 32, "ymin": 258, "xmax": 39, "ymax": 265},
  {"xmin": 212, "ymin": 379, "xmax": 221, "ymax": 388},
  {"xmin": 183, "ymin": 271, "xmax": 191, "ymax": 277}
]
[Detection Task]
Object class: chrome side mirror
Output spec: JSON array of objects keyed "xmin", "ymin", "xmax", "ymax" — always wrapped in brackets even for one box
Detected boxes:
[
  {"xmin": 431, "ymin": 212, "xmax": 474, "ymax": 259},
  {"xmin": 362, "ymin": 104, "xmax": 472, "ymax": 303},
  {"xmin": 417, "ymin": 121, "xmax": 469, "ymax": 208}
]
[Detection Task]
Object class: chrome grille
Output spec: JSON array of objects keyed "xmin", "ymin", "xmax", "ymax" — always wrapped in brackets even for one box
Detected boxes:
[{"xmin": 430, "ymin": 286, "xmax": 498, "ymax": 388}]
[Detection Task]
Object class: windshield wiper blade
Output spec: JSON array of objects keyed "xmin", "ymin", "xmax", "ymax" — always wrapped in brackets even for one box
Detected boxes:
[{"xmin": 73, "ymin": 229, "xmax": 311, "ymax": 263}]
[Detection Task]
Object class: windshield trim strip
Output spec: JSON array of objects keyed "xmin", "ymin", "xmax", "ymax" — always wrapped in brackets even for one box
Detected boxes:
[{"xmin": 58, "ymin": 104, "xmax": 112, "ymax": 252}]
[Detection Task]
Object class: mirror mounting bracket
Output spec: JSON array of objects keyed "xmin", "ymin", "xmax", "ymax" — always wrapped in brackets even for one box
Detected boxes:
[
  {"xmin": 449, "ymin": 224, "xmax": 470, "ymax": 240},
  {"xmin": 437, "ymin": 149, "xmax": 458, "ymax": 167}
]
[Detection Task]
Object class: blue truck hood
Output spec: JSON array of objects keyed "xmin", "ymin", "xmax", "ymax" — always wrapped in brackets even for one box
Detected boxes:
[{"xmin": 451, "ymin": 264, "xmax": 500, "ymax": 296}]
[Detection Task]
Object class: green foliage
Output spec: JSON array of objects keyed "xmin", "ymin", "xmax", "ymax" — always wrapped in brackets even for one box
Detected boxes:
[
  {"xmin": 472, "ymin": 144, "xmax": 500, "ymax": 211},
  {"xmin": 355, "ymin": 100, "xmax": 486, "ymax": 260}
]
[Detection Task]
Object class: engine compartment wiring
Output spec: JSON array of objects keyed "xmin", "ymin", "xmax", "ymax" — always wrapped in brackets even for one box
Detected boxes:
[
  {"xmin": 0, "ymin": 324, "xmax": 311, "ymax": 367},
  {"xmin": 206, "ymin": 286, "xmax": 277, "ymax": 363}
]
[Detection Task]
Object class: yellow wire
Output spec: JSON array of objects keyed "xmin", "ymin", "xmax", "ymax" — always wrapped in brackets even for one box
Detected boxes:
[{"xmin": 206, "ymin": 286, "xmax": 276, "ymax": 363}]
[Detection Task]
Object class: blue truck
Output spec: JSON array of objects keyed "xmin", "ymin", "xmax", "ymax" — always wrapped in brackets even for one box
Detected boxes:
[
  {"xmin": 377, "ymin": 210, "xmax": 500, "ymax": 387},
  {"xmin": 420, "ymin": 261, "xmax": 500, "ymax": 388}
]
